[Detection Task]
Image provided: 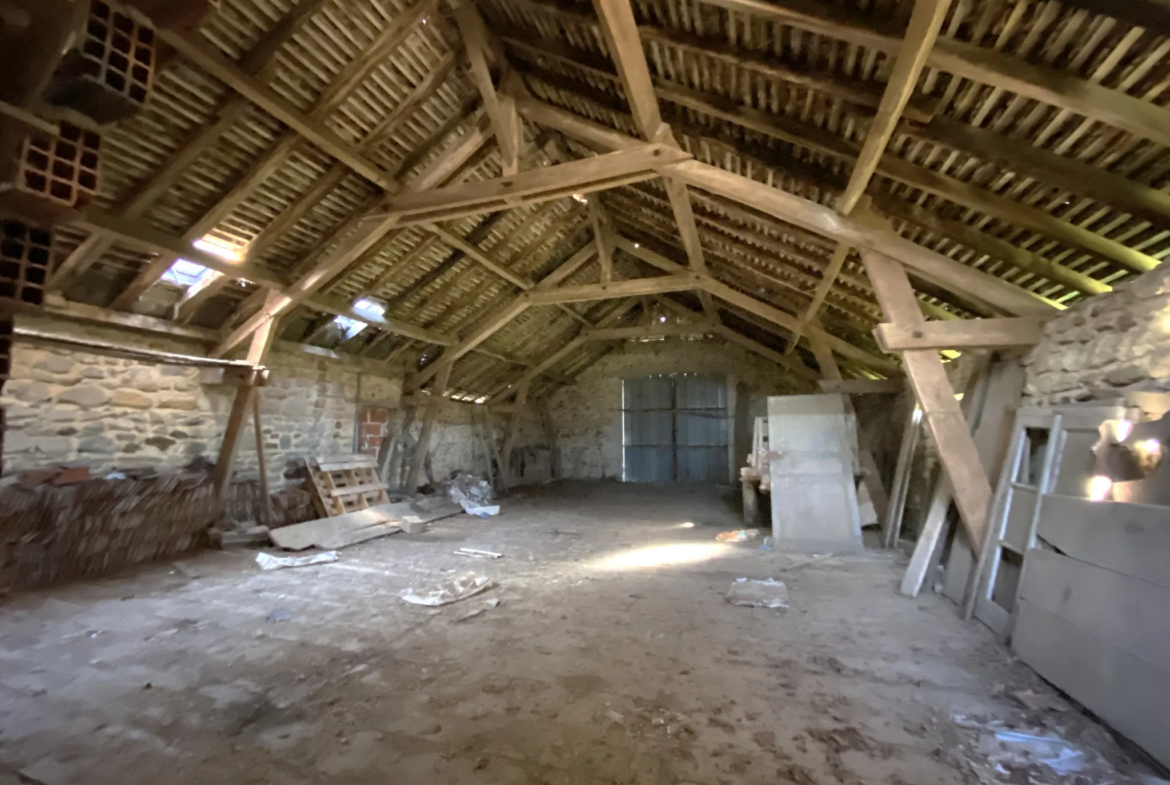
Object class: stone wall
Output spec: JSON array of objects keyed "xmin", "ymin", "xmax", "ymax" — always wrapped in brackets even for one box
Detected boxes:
[
  {"xmin": 0, "ymin": 313, "xmax": 406, "ymax": 487},
  {"xmin": 546, "ymin": 337, "xmax": 797, "ymax": 480},
  {"xmin": 1024, "ymin": 264, "xmax": 1170, "ymax": 404}
]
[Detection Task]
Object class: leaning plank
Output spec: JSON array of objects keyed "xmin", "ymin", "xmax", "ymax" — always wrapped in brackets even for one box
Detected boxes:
[
  {"xmin": 271, "ymin": 503, "xmax": 411, "ymax": 550},
  {"xmin": 271, "ymin": 500, "xmax": 464, "ymax": 550},
  {"xmin": 1036, "ymin": 495, "xmax": 1170, "ymax": 591},
  {"xmin": 1013, "ymin": 599, "xmax": 1170, "ymax": 769}
]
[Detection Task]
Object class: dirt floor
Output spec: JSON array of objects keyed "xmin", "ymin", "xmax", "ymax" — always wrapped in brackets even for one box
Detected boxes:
[{"xmin": 0, "ymin": 482, "xmax": 1163, "ymax": 785}]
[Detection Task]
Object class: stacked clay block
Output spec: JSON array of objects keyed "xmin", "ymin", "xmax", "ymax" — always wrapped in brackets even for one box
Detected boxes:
[
  {"xmin": 0, "ymin": 317, "xmax": 11, "ymax": 383},
  {"xmin": 0, "ymin": 123, "xmax": 100, "ymax": 223},
  {"xmin": 45, "ymin": 0, "xmax": 156, "ymax": 123},
  {"xmin": 0, "ymin": 219, "xmax": 53, "ymax": 307}
]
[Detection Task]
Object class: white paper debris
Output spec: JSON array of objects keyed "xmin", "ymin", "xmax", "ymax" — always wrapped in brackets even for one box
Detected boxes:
[
  {"xmin": 456, "ymin": 547, "xmax": 503, "ymax": 559},
  {"xmin": 726, "ymin": 577, "xmax": 790, "ymax": 609},
  {"xmin": 956, "ymin": 716, "xmax": 1087, "ymax": 776},
  {"xmin": 400, "ymin": 573, "xmax": 495, "ymax": 606},
  {"xmin": 255, "ymin": 551, "xmax": 338, "ymax": 571}
]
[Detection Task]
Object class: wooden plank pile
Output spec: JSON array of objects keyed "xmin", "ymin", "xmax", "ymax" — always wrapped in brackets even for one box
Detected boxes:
[
  {"xmin": 271, "ymin": 498, "xmax": 463, "ymax": 551},
  {"xmin": 304, "ymin": 454, "xmax": 391, "ymax": 517},
  {"xmin": 225, "ymin": 480, "xmax": 315, "ymax": 529}
]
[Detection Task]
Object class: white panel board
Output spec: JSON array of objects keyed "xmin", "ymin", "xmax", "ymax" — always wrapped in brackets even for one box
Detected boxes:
[
  {"xmin": 767, "ymin": 394, "xmax": 863, "ymax": 552},
  {"xmin": 1013, "ymin": 599, "xmax": 1170, "ymax": 769},
  {"xmin": 1037, "ymin": 495, "xmax": 1170, "ymax": 591},
  {"xmin": 1020, "ymin": 548, "xmax": 1170, "ymax": 673},
  {"xmin": 769, "ymin": 471, "xmax": 864, "ymax": 553}
]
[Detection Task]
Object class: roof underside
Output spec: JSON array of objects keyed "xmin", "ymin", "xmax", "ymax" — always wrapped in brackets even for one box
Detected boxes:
[{"xmin": 52, "ymin": 0, "xmax": 1170, "ymax": 401}]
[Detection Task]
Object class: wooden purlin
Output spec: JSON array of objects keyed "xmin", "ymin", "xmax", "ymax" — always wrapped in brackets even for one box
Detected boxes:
[
  {"xmin": 493, "ymin": 0, "xmax": 1170, "ymax": 229},
  {"xmin": 537, "ymin": 70, "xmax": 1160, "ymax": 281},
  {"xmin": 603, "ymin": 190, "xmax": 889, "ymax": 324},
  {"xmin": 611, "ymin": 235, "xmax": 897, "ymax": 375},
  {"xmin": 495, "ymin": 10, "xmax": 1161, "ymax": 301},
  {"xmin": 516, "ymin": 96, "xmax": 1060, "ymax": 318},
  {"xmin": 212, "ymin": 121, "xmax": 493, "ymax": 358},
  {"xmin": 604, "ymin": 183, "xmax": 963, "ymax": 321},
  {"xmin": 51, "ymin": 0, "xmax": 333, "ymax": 290}
]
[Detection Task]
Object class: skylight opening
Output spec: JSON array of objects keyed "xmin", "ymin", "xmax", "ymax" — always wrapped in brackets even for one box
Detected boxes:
[
  {"xmin": 193, "ymin": 236, "xmax": 243, "ymax": 262},
  {"xmin": 161, "ymin": 259, "xmax": 213, "ymax": 289},
  {"xmin": 332, "ymin": 298, "xmax": 385, "ymax": 340}
]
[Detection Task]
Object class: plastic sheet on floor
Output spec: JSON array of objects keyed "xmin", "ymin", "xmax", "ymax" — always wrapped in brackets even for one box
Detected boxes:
[{"xmin": 726, "ymin": 578, "xmax": 789, "ymax": 610}]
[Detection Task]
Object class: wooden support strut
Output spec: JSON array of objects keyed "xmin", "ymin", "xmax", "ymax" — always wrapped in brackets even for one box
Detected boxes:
[
  {"xmin": 405, "ymin": 358, "xmax": 453, "ymax": 493},
  {"xmin": 589, "ymin": 0, "xmax": 709, "ymax": 281},
  {"xmin": 452, "ymin": 0, "xmax": 520, "ymax": 176},
  {"xmin": 213, "ymin": 292, "xmax": 281, "ymax": 508},
  {"xmin": 860, "ymin": 247, "xmax": 991, "ymax": 552},
  {"xmin": 500, "ymin": 378, "xmax": 530, "ymax": 485}
]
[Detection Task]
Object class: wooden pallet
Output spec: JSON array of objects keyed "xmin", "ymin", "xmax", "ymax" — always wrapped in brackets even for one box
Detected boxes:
[{"xmin": 304, "ymin": 455, "xmax": 390, "ymax": 518}]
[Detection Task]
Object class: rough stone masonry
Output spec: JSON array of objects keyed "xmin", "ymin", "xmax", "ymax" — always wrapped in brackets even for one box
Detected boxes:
[{"xmin": 1024, "ymin": 262, "xmax": 1170, "ymax": 404}]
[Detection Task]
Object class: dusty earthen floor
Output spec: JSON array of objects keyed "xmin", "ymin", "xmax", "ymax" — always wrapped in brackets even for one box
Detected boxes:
[{"xmin": 0, "ymin": 482, "xmax": 1158, "ymax": 784}]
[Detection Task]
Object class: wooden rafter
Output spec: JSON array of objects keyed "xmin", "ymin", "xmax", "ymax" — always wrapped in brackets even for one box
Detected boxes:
[
  {"xmin": 653, "ymin": 296, "xmax": 819, "ymax": 384},
  {"xmin": 610, "ymin": 235, "xmax": 897, "ymax": 375},
  {"xmin": 646, "ymin": 80, "xmax": 1161, "ymax": 277},
  {"xmin": 699, "ymin": 0, "xmax": 1170, "ymax": 148},
  {"xmin": 508, "ymin": 28, "xmax": 1160, "ymax": 290},
  {"xmin": 409, "ymin": 248, "xmax": 610, "ymax": 390},
  {"xmin": 50, "ymin": 0, "xmax": 331, "ymax": 290},
  {"xmin": 486, "ymin": 298, "xmax": 639, "ymax": 402},
  {"xmin": 160, "ymin": 29, "xmax": 401, "ymax": 191},
  {"xmin": 795, "ymin": 0, "xmax": 950, "ymax": 357},
  {"xmin": 590, "ymin": 0, "xmax": 709, "ymax": 281},
  {"xmin": 421, "ymin": 222, "xmax": 590, "ymax": 325},
  {"xmin": 381, "ymin": 144, "xmax": 689, "ymax": 225},
  {"xmin": 452, "ymin": 0, "xmax": 521, "ymax": 175},
  {"xmin": 97, "ymin": 1, "xmax": 449, "ymax": 313},
  {"xmin": 213, "ymin": 121, "xmax": 492, "ymax": 357},
  {"xmin": 242, "ymin": 53, "xmax": 460, "ymax": 266},
  {"xmin": 604, "ymin": 184, "xmax": 958, "ymax": 320},
  {"xmin": 517, "ymin": 96, "xmax": 1058, "ymax": 318}
]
